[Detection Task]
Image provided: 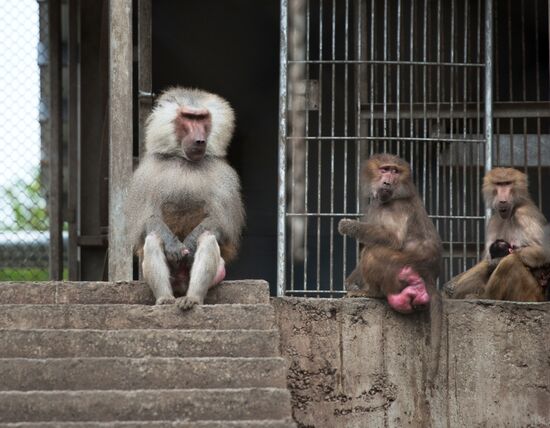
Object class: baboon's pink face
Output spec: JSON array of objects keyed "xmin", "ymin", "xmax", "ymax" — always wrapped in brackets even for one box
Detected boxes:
[
  {"xmin": 493, "ymin": 181, "xmax": 514, "ymax": 219},
  {"xmin": 173, "ymin": 107, "xmax": 212, "ymax": 162},
  {"xmin": 375, "ymin": 164, "xmax": 401, "ymax": 203}
]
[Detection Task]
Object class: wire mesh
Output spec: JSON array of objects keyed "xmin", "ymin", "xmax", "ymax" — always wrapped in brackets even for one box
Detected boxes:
[
  {"xmin": 0, "ymin": 1, "xmax": 54, "ymax": 281},
  {"xmin": 279, "ymin": 0, "xmax": 550, "ymax": 296}
]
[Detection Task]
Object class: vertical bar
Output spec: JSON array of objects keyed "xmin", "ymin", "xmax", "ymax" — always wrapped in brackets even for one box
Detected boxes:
[
  {"xmin": 342, "ymin": 0, "xmax": 349, "ymax": 288},
  {"xmin": 108, "ymin": 0, "xmax": 133, "ymax": 281},
  {"xmin": 535, "ymin": 0, "xmax": 542, "ymax": 206},
  {"xmin": 369, "ymin": 0, "xmax": 378, "ymax": 155},
  {"xmin": 507, "ymin": 0, "xmax": 513, "ymax": 166},
  {"xmin": 67, "ymin": 0, "xmax": 80, "ymax": 280},
  {"xmin": 277, "ymin": 0, "xmax": 289, "ymax": 296},
  {"xmin": 48, "ymin": 0, "xmax": 63, "ymax": 280},
  {"xmin": 449, "ymin": 0, "xmax": 455, "ymax": 278},
  {"xmin": 521, "ymin": 0, "xmax": 528, "ymax": 170},
  {"xmin": 138, "ymin": 0, "xmax": 153, "ymax": 159},
  {"xmin": 422, "ymin": 0, "xmax": 428, "ymax": 207},
  {"xmin": 396, "ymin": 0, "xmax": 401, "ymax": 156},
  {"xmin": 484, "ymin": 0, "xmax": 493, "ymax": 222},
  {"xmin": 354, "ymin": 0, "xmax": 365, "ymax": 268},
  {"xmin": 476, "ymin": 0, "xmax": 482, "ymax": 260},
  {"xmin": 316, "ymin": 0, "xmax": 323, "ymax": 292},
  {"xmin": 462, "ymin": 0, "xmax": 469, "ymax": 271},
  {"xmin": 382, "ymin": 0, "xmax": 388, "ymax": 148},
  {"xmin": 329, "ymin": 0, "xmax": 336, "ymax": 292},
  {"xmin": 303, "ymin": 0, "xmax": 310, "ymax": 290}
]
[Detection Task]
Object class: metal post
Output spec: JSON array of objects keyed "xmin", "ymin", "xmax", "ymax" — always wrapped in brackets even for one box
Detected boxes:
[
  {"xmin": 484, "ymin": 0, "xmax": 493, "ymax": 222},
  {"xmin": 108, "ymin": 0, "xmax": 133, "ymax": 281},
  {"xmin": 277, "ymin": 0, "xmax": 289, "ymax": 296}
]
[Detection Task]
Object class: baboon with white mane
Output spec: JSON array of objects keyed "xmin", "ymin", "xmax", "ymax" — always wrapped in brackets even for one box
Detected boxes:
[{"xmin": 125, "ymin": 87, "xmax": 245, "ymax": 310}]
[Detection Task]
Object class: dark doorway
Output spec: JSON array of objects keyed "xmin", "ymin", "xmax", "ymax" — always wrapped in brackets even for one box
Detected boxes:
[{"xmin": 152, "ymin": 1, "xmax": 280, "ymax": 293}]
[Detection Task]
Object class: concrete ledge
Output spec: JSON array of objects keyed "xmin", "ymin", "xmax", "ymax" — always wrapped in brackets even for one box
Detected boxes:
[
  {"xmin": 0, "ymin": 280, "xmax": 270, "ymax": 305},
  {"xmin": 272, "ymin": 297, "xmax": 550, "ymax": 428}
]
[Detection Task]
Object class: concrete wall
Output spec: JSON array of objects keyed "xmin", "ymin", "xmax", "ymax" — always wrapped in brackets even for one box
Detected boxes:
[{"xmin": 272, "ymin": 297, "xmax": 549, "ymax": 428}]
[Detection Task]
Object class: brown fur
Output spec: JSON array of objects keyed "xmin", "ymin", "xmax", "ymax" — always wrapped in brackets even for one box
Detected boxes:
[{"xmin": 339, "ymin": 153, "xmax": 443, "ymax": 384}]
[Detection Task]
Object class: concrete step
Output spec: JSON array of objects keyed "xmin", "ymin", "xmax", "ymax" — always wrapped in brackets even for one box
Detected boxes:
[
  {"xmin": 0, "ymin": 357, "xmax": 287, "ymax": 390},
  {"xmin": 0, "ymin": 388, "xmax": 292, "ymax": 423},
  {"xmin": 0, "ymin": 329, "xmax": 280, "ymax": 358},
  {"xmin": 0, "ymin": 304, "xmax": 275, "ymax": 330},
  {"xmin": 0, "ymin": 420, "xmax": 295, "ymax": 427},
  {"xmin": 0, "ymin": 280, "xmax": 269, "ymax": 305}
]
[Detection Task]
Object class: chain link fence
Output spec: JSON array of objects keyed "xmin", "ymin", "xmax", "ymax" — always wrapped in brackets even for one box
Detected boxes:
[{"xmin": 0, "ymin": 0, "xmax": 53, "ymax": 280}]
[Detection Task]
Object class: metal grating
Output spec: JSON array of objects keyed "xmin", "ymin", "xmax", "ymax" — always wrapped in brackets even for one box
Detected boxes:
[{"xmin": 278, "ymin": 0, "xmax": 550, "ymax": 296}]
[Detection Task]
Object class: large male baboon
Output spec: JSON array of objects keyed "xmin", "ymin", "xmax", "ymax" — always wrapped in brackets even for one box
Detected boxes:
[{"xmin": 125, "ymin": 87, "xmax": 245, "ymax": 310}]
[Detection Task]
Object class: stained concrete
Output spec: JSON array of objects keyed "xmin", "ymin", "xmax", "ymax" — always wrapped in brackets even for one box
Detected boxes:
[{"xmin": 272, "ymin": 297, "xmax": 550, "ymax": 428}]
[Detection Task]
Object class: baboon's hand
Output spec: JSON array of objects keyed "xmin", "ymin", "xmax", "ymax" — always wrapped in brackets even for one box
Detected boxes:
[
  {"xmin": 338, "ymin": 218, "xmax": 359, "ymax": 236},
  {"xmin": 182, "ymin": 224, "xmax": 210, "ymax": 259},
  {"xmin": 164, "ymin": 239, "xmax": 189, "ymax": 264}
]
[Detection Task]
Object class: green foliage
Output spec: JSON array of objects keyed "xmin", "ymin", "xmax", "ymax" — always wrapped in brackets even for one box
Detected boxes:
[
  {"xmin": 2, "ymin": 171, "xmax": 48, "ymax": 231},
  {"xmin": 0, "ymin": 267, "xmax": 50, "ymax": 281},
  {"xmin": 0, "ymin": 268, "xmax": 68, "ymax": 281}
]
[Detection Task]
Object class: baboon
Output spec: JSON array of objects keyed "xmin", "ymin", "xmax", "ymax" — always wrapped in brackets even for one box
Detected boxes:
[
  {"xmin": 338, "ymin": 153, "xmax": 443, "ymax": 380},
  {"xmin": 444, "ymin": 168, "xmax": 549, "ymax": 302},
  {"xmin": 125, "ymin": 87, "xmax": 245, "ymax": 310}
]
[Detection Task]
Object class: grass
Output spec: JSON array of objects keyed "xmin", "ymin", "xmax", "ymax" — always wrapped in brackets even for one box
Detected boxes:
[{"xmin": 0, "ymin": 268, "xmax": 68, "ymax": 281}]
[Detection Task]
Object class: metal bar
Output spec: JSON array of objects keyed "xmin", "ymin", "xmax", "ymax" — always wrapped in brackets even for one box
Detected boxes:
[
  {"xmin": 354, "ymin": 0, "xmax": 366, "ymax": 270},
  {"xmin": 138, "ymin": 0, "xmax": 152, "ymax": 160},
  {"xmin": 108, "ymin": 0, "xmax": 133, "ymax": 281},
  {"xmin": 484, "ymin": 0, "xmax": 493, "ymax": 222},
  {"xmin": 287, "ymin": 59, "xmax": 485, "ymax": 66},
  {"xmin": 342, "ymin": 0, "xmax": 349, "ymax": 288},
  {"xmin": 286, "ymin": 136, "xmax": 486, "ymax": 143},
  {"xmin": 476, "ymin": 0, "xmax": 482, "ymax": 260},
  {"xmin": 285, "ymin": 290, "xmax": 346, "ymax": 295},
  {"xmin": 358, "ymin": 101, "xmax": 550, "ymax": 119},
  {"xmin": 449, "ymin": 0, "xmax": 456, "ymax": 278},
  {"xmin": 303, "ymin": 0, "xmax": 310, "ymax": 292},
  {"xmin": 315, "ymin": 0, "xmax": 323, "ymax": 292},
  {"xmin": 369, "ymin": 0, "xmax": 375, "ymax": 155},
  {"xmin": 277, "ymin": 0, "xmax": 289, "ymax": 296},
  {"xmin": 462, "ymin": 0, "xmax": 469, "ymax": 272},
  {"xmin": 329, "ymin": 0, "xmax": 336, "ymax": 292},
  {"xmin": 67, "ymin": 0, "xmax": 80, "ymax": 280},
  {"xmin": 286, "ymin": 212, "xmax": 485, "ymax": 220},
  {"xmin": 423, "ymin": 0, "xmax": 429, "ymax": 211},
  {"xmin": 521, "ymin": 0, "xmax": 528, "ymax": 171},
  {"xmin": 535, "ymin": 0, "xmax": 542, "ymax": 206},
  {"xmin": 396, "ymin": 0, "xmax": 401, "ymax": 155},
  {"xmin": 382, "ymin": 0, "xmax": 388, "ymax": 150},
  {"xmin": 48, "ymin": 0, "xmax": 63, "ymax": 280}
]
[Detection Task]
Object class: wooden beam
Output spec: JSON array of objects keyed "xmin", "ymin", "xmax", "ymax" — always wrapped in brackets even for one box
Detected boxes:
[
  {"xmin": 67, "ymin": 0, "xmax": 80, "ymax": 280},
  {"xmin": 48, "ymin": 0, "xmax": 63, "ymax": 280},
  {"xmin": 138, "ymin": 0, "xmax": 153, "ymax": 159},
  {"xmin": 108, "ymin": 0, "xmax": 133, "ymax": 280}
]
